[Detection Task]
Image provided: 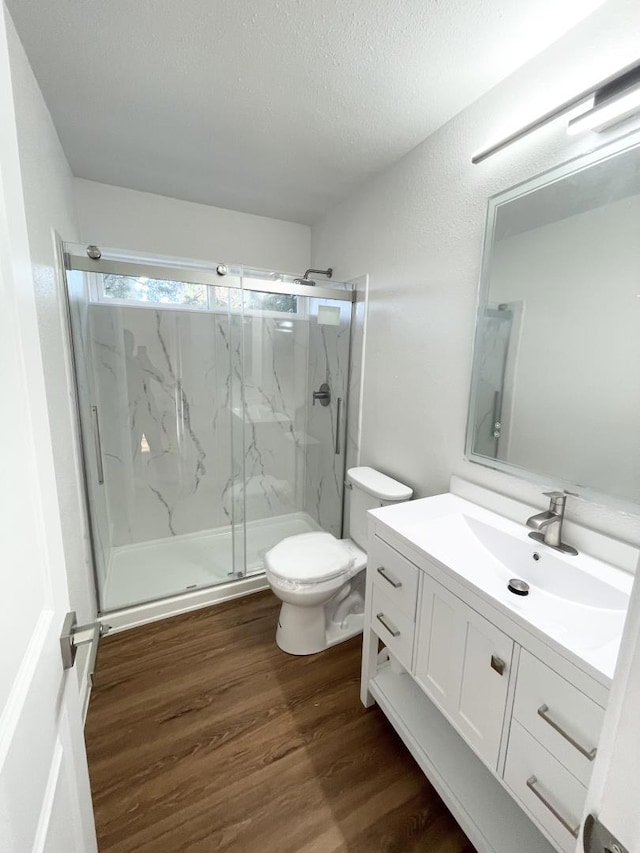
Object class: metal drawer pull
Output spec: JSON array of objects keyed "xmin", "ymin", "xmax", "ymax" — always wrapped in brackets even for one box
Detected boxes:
[
  {"xmin": 490, "ymin": 655, "xmax": 505, "ymax": 675},
  {"xmin": 376, "ymin": 613, "xmax": 400, "ymax": 637},
  {"xmin": 377, "ymin": 567, "xmax": 402, "ymax": 589},
  {"xmin": 537, "ymin": 704, "xmax": 597, "ymax": 760},
  {"xmin": 526, "ymin": 776, "xmax": 580, "ymax": 839}
]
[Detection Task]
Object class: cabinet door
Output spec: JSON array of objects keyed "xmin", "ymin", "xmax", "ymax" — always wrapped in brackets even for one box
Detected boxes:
[
  {"xmin": 414, "ymin": 574, "xmax": 462, "ymax": 713},
  {"xmin": 414, "ymin": 573, "xmax": 514, "ymax": 768},
  {"xmin": 455, "ymin": 604, "xmax": 514, "ymax": 767}
]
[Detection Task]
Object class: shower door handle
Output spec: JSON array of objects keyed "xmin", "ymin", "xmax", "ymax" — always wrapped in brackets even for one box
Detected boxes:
[
  {"xmin": 335, "ymin": 397, "xmax": 342, "ymax": 455},
  {"xmin": 91, "ymin": 405, "xmax": 105, "ymax": 485},
  {"xmin": 492, "ymin": 389, "xmax": 502, "ymax": 440}
]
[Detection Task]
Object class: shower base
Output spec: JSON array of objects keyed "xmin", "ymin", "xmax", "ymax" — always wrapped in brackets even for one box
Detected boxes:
[{"xmin": 102, "ymin": 511, "xmax": 321, "ymax": 613}]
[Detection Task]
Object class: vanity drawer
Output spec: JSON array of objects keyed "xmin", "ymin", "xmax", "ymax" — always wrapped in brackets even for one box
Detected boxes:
[
  {"xmin": 371, "ymin": 584, "xmax": 415, "ymax": 671},
  {"xmin": 370, "ymin": 536, "xmax": 419, "ymax": 619},
  {"xmin": 513, "ymin": 650, "xmax": 603, "ymax": 786},
  {"xmin": 504, "ymin": 720, "xmax": 586, "ymax": 853}
]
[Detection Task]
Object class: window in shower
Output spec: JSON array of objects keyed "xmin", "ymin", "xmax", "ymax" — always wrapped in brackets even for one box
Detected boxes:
[
  {"xmin": 66, "ymin": 253, "xmax": 353, "ymax": 614},
  {"xmin": 221, "ymin": 285, "xmax": 298, "ymax": 314},
  {"xmin": 100, "ymin": 273, "xmax": 209, "ymax": 307},
  {"xmin": 99, "ymin": 273, "xmax": 298, "ymax": 314}
]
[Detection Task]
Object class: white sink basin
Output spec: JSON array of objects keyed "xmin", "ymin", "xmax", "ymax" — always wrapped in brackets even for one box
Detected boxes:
[
  {"xmin": 464, "ymin": 515, "xmax": 629, "ymax": 611},
  {"xmin": 373, "ymin": 493, "xmax": 633, "ymax": 680}
]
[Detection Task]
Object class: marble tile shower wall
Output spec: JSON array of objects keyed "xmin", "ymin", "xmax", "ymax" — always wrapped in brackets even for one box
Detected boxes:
[
  {"xmin": 304, "ymin": 300, "xmax": 352, "ymax": 538},
  {"xmin": 89, "ymin": 302, "xmax": 323, "ymax": 547},
  {"xmin": 90, "ymin": 304, "xmax": 234, "ymax": 546}
]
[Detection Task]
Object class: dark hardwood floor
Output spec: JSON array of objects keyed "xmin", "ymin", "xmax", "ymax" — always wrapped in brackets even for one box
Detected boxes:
[{"xmin": 86, "ymin": 590, "xmax": 476, "ymax": 853}]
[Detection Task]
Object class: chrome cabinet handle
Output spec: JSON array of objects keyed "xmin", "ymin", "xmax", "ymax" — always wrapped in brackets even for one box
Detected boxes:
[
  {"xmin": 490, "ymin": 655, "xmax": 506, "ymax": 676},
  {"xmin": 91, "ymin": 405, "xmax": 104, "ymax": 485},
  {"xmin": 526, "ymin": 776, "xmax": 580, "ymax": 839},
  {"xmin": 377, "ymin": 567, "xmax": 402, "ymax": 589},
  {"xmin": 537, "ymin": 704, "xmax": 597, "ymax": 760},
  {"xmin": 376, "ymin": 613, "xmax": 400, "ymax": 637}
]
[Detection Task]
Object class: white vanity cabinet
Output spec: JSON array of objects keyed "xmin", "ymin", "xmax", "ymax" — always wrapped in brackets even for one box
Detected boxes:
[{"xmin": 362, "ymin": 530, "xmax": 611, "ymax": 853}]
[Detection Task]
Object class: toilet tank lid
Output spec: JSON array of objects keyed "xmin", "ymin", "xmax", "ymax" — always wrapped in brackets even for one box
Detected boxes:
[{"xmin": 346, "ymin": 467, "xmax": 412, "ymax": 501}]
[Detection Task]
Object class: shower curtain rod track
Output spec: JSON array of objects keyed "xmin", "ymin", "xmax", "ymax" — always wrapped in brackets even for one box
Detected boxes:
[{"xmin": 64, "ymin": 248, "xmax": 355, "ymax": 303}]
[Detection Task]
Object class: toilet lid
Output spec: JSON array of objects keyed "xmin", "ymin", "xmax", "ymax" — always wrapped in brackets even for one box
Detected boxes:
[{"xmin": 265, "ymin": 532, "xmax": 354, "ymax": 582}]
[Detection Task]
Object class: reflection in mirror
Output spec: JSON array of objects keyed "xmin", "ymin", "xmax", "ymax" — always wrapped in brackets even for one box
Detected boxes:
[{"xmin": 467, "ymin": 137, "xmax": 640, "ymax": 507}]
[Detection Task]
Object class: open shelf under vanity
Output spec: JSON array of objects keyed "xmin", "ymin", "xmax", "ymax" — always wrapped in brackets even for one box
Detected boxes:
[{"xmin": 370, "ymin": 666, "xmax": 555, "ymax": 853}]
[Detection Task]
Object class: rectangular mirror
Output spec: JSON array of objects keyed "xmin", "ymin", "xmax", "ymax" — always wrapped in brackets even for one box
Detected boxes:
[{"xmin": 466, "ymin": 134, "xmax": 640, "ymax": 509}]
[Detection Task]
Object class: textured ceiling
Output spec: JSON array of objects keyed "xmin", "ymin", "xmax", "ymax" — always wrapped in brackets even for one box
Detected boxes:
[{"xmin": 7, "ymin": 0, "xmax": 606, "ymax": 224}]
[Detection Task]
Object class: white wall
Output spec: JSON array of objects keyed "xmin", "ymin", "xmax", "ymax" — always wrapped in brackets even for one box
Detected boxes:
[
  {"xmin": 5, "ymin": 9, "xmax": 96, "ymax": 691},
  {"xmin": 74, "ymin": 179, "xmax": 311, "ymax": 274},
  {"xmin": 311, "ymin": 0, "xmax": 640, "ymax": 546}
]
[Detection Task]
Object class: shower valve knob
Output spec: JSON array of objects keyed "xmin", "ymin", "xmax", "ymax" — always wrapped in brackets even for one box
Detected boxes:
[{"xmin": 312, "ymin": 383, "xmax": 331, "ymax": 407}]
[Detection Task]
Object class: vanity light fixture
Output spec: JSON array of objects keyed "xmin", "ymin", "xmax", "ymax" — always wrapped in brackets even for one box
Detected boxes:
[
  {"xmin": 472, "ymin": 58, "xmax": 640, "ymax": 164},
  {"xmin": 567, "ymin": 67, "xmax": 640, "ymax": 135}
]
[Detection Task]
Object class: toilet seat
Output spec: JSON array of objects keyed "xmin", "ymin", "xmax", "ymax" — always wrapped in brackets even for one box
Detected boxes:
[{"xmin": 265, "ymin": 532, "xmax": 354, "ymax": 583}]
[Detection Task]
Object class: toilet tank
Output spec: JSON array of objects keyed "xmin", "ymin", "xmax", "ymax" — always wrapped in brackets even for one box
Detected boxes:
[{"xmin": 345, "ymin": 467, "xmax": 412, "ymax": 550}]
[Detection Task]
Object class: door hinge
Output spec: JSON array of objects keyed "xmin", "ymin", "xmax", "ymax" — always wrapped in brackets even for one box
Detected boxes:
[
  {"xmin": 584, "ymin": 814, "xmax": 628, "ymax": 853},
  {"xmin": 60, "ymin": 611, "xmax": 108, "ymax": 684}
]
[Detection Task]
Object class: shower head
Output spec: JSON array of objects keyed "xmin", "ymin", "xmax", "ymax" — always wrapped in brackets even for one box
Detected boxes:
[{"xmin": 293, "ymin": 267, "xmax": 333, "ymax": 287}]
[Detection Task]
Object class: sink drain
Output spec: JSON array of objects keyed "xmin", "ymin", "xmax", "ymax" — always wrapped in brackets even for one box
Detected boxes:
[{"xmin": 508, "ymin": 578, "xmax": 530, "ymax": 596}]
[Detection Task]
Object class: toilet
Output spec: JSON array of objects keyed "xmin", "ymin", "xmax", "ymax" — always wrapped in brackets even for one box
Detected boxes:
[{"xmin": 265, "ymin": 466, "xmax": 413, "ymax": 655}]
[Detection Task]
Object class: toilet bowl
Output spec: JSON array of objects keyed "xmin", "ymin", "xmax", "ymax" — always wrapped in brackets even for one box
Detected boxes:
[{"xmin": 265, "ymin": 467, "xmax": 412, "ymax": 655}]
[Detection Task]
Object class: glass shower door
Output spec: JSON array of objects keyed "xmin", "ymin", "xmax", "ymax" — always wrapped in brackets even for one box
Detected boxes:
[
  {"xmin": 67, "ymin": 269, "xmax": 245, "ymax": 610},
  {"xmin": 471, "ymin": 304, "xmax": 514, "ymax": 460},
  {"xmin": 303, "ymin": 296, "xmax": 352, "ymax": 535},
  {"xmin": 237, "ymin": 286, "xmax": 352, "ymax": 573}
]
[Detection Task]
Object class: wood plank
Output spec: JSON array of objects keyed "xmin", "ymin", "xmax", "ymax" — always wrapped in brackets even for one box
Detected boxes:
[{"xmin": 86, "ymin": 591, "xmax": 476, "ymax": 852}]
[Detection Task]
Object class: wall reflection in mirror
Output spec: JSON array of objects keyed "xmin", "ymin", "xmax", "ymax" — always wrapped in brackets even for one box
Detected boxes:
[{"xmin": 467, "ymin": 136, "xmax": 640, "ymax": 507}]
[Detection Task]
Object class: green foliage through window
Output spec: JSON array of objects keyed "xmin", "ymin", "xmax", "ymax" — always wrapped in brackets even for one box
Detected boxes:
[
  {"xmin": 102, "ymin": 274, "xmax": 207, "ymax": 305},
  {"xmin": 100, "ymin": 274, "xmax": 298, "ymax": 314}
]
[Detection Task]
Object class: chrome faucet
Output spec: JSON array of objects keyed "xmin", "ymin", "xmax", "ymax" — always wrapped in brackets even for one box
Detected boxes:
[{"xmin": 526, "ymin": 491, "xmax": 578, "ymax": 555}]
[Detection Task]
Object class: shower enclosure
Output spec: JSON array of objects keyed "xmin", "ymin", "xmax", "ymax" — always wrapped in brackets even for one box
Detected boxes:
[
  {"xmin": 64, "ymin": 245, "xmax": 354, "ymax": 613},
  {"xmin": 469, "ymin": 303, "xmax": 515, "ymax": 460}
]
